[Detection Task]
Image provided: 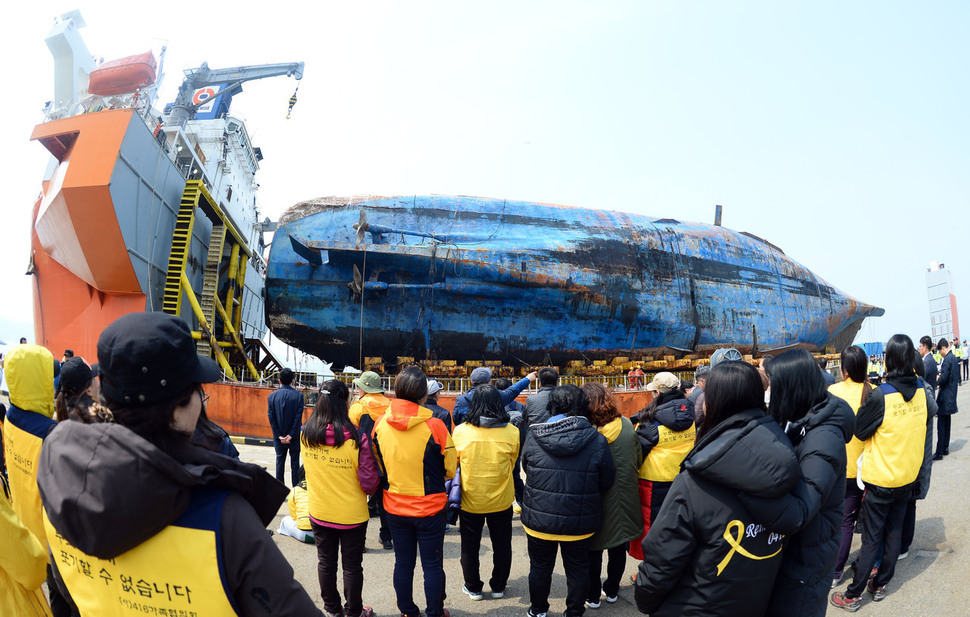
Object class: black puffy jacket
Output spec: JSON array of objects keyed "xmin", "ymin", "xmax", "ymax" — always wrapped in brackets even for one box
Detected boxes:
[
  {"xmin": 634, "ymin": 408, "xmax": 800, "ymax": 617},
  {"xmin": 741, "ymin": 393, "xmax": 854, "ymax": 617},
  {"xmin": 521, "ymin": 415, "xmax": 615, "ymax": 537}
]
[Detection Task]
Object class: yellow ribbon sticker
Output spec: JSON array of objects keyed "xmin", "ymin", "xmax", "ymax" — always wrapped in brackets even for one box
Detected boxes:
[{"xmin": 716, "ymin": 520, "xmax": 783, "ymax": 576}]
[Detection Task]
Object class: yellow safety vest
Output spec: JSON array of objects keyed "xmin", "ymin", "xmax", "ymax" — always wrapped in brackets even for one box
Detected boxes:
[
  {"xmin": 861, "ymin": 385, "xmax": 927, "ymax": 488},
  {"xmin": 638, "ymin": 423, "xmax": 696, "ymax": 482},
  {"xmin": 302, "ymin": 437, "xmax": 369, "ymax": 525},
  {"xmin": 3, "ymin": 407, "xmax": 56, "ymax": 547},
  {"xmin": 43, "ymin": 488, "xmax": 238, "ymax": 616},
  {"xmin": 828, "ymin": 380, "xmax": 867, "ymax": 479}
]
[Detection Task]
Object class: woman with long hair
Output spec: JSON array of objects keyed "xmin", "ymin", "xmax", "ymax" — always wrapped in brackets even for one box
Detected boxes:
[
  {"xmin": 581, "ymin": 381, "xmax": 642, "ymax": 608},
  {"xmin": 452, "ymin": 384, "xmax": 520, "ymax": 601},
  {"xmin": 634, "ymin": 361, "xmax": 800, "ymax": 617},
  {"xmin": 743, "ymin": 349, "xmax": 855, "ymax": 617},
  {"xmin": 302, "ymin": 379, "xmax": 380, "ymax": 617},
  {"xmin": 372, "ymin": 366, "xmax": 457, "ymax": 617},
  {"xmin": 36, "ymin": 312, "xmax": 323, "ymax": 616},
  {"xmin": 828, "ymin": 346, "xmax": 871, "ymax": 587}
]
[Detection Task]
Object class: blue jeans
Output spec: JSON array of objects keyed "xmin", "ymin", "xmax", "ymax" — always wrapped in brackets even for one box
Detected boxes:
[{"xmin": 386, "ymin": 511, "xmax": 447, "ymax": 617}]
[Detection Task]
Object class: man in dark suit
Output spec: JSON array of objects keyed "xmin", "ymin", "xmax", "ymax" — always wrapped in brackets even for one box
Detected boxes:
[
  {"xmin": 935, "ymin": 338, "xmax": 959, "ymax": 460},
  {"xmin": 267, "ymin": 368, "xmax": 305, "ymax": 485},
  {"xmin": 920, "ymin": 335, "xmax": 938, "ymax": 395}
]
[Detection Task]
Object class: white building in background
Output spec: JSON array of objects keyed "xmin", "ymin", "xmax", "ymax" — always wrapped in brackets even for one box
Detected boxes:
[{"xmin": 926, "ymin": 262, "xmax": 960, "ymax": 342}]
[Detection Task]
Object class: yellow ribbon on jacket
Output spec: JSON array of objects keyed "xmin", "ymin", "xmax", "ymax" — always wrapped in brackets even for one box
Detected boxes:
[{"xmin": 716, "ymin": 520, "xmax": 783, "ymax": 576}]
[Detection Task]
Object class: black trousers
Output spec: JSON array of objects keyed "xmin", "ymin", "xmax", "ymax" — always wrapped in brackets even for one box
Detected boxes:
[
  {"xmin": 847, "ymin": 484, "xmax": 911, "ymax": 597},
  {"xmin": 900, "ymin": 498, "xmax": 917, "ymax": 553},
  {"xmin": 459, "ymin": 507, "xmax": 513, "ymax": 594},
  {"xmin": 588, "ymin": 543, "xmax": 627, "ymax": 602},
  {"xmin": 936, "ymin": 415, "xmax": 952, "ymax": 455},
  {"xmin": 527, "ymin": 534, "xmax": 591, "ymax": 617},
  {"xmin": 310, "ymin": 520, "xmax": 368, "ymax": 617},
  {"xmin": 274, "ymin": 439, "xmax": 301, "ymax": 486}
]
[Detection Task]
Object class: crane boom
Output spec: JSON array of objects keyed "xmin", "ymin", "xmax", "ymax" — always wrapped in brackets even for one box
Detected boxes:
[{"xmin": 167, "ymin": 61, "xmax": 304, "ymax": 127}]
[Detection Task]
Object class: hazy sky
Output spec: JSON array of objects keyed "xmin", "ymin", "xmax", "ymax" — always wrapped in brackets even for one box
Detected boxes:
[{"xmin": 1, "ymin": 2, "xmax": 968, "ymax": 355}]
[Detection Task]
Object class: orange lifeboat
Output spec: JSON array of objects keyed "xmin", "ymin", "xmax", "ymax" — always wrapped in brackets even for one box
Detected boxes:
[{"xmin": 88, "ymin": 51, "xmax": 157, "ymax": 96}]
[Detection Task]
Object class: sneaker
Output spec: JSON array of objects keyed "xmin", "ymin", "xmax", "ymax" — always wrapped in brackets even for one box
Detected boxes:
[
  {"xmin": 512, "ymin": 500, "xmax": 522, "ymax": 514},
  {"xmin": 629, "ymin": 573, "xmax": 637, "ymax": 585},
  {"xmin": 830, "ymin": 592, "xmax": 862, "ymax": 612},
  {"xmin": 585, "ymin": 599, "xmax": 601, "ymax": 609},
  {"xmin": 491, "ymin": 590, "xmax": 505, "ymax": 599},
  {"xmin": 527, "ymin": 609, "xmax": 547, "ymax": 617},
  {"xmin": 831, "ymin": 569, "xmax": 843, "ymax": 589},
  {"xmin": 898, "ymin": 550, "xmax": 909, "ymax": 560},
  {"xmin": 867, "ymin": 581, "xmax": 887, "ymax": 601},
  {"xmin": 604, "ymin": 594, "xmax": 618, "ymax": 604},
  {"xmin": 441, "ymin": 610, "xmax": 451, "ymax": 617},
  {"xmin": 359, "ymin": 610, "xmax": 374, "ymax": 617},
  {"xmin": 382, "ymin": 539, "xmax": 394, "ymax": 550},
  {"xmin": 462, "ymin": 585, "xmax": 483, "ymax": 601}
]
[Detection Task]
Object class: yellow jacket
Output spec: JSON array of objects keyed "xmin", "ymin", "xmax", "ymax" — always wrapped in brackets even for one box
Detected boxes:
[
  {"xmin": 828, "ymin": 379, "xmax": 868, "ymax": 478},
  {"xmin": 452, "ymin": 420, "xmax": 520, "ymax": 514},
  {"xmin": 287, "ymin": 486, "xmax": 311, "ymax": 531},
  {"xmin": 2, "ymin": 345, "xmax": 56, "ymax": 546},
  {"xmin": 349, "ymin": 393, "xmax": 392, "ymax": 435},
  {"xmin": 0, "ymin": 489, "xmax": 52, "ymax": 617}
]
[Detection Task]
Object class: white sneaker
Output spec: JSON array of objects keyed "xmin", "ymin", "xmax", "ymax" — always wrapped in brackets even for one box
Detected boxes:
[
  {"xmin": 586, "ymin": 599, "xmax": 601, "ymax": 609},
  {"xmin": 462, "ymin": 585, "xmax": 483, "ymax": 601},
  {"xmin": 527, "ymin": 610, "xmax": 546, "ymax": 617},
  {"xmin": 898, "ymin": 550, "xmax": 909, "ymax": 560},
  {"xmin": 605, "ymin": 594, "xmax": 618, "ymax": 603},
  {"xmin": 491, "ymin": 590, "xmax": 505, "ymax": 599}
]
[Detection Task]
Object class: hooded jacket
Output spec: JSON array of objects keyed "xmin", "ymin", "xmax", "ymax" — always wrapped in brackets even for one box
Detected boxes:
[
  {"xmin": 452, "ymin": 416, "xmax": 520, "ymax": 514},
  {"xmin": 740, "ymin": 393, "xmax": 855, "ymax": 617},
  {"xmin": 1, "ymin": 344, "xmax": 56, "ymax": 547},
  {"xmin": 37, "ymin": 421, "xmax": 322, "ymax": 616},
  {"xmin": 1, "ymin": 488, "xmax": 52, "ymax": 617},
  {"xmin": 521, "ymin": 415, "xmax": 616, "ymax": 540},
  {"xmin": 372, "ymin": 398, "xmax": 457, "ymax": 517},
  {"xmin": 634, "ymin": 408, "xmax": 800, "ymax": 617},
  {"xmin": 453, "ymin": 377, "xmax": 530, "ymax": 425},
  {"xmin": 590, "ymin": 415, "xmax": 643, "ymax": 551},
  {"xmin": 636, "ymin": 393, "xmax": 696, "ymax": 482},
  {"xmin": 349, "ymin": 392, "xmax": 393, "ymax": 435}
]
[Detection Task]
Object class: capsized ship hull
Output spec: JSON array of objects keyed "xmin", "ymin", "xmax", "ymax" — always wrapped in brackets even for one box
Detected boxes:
[{"xmin": 266, "ymin": 196, "xmax": 884, "ymax": 367}]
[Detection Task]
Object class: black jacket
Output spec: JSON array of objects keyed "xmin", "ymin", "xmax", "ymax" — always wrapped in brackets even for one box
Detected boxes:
[
  {"xmin": 936, "ymin": 352, "xmax": 959, "ymax": 415},
  {"xmin": 635, "ymin": 392, "xmax": 695, "ymax": 457},
  {"xmin": 634, "ymin": 408, "xmax": 800, "ymax": 617},
  {"xmin": 521, "ymin": 415, "xmax": 615, "ymax": 536},
  {"xmin": 740, "ymin": 394, "xmax": 855, "ymax": 617},
  {"xmin": 523, "ymin": 385, "xmax": 556, "ymax": 427},
  {"xmin": 922, "ymin": 352, "xmax": 938, "ymax": 394},
  {"xmin": 37, "ymin": 421, "xmax": 322, "ymax": 616}
]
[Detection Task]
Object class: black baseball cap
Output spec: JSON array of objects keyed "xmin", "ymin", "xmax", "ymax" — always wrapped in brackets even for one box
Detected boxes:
[
  {"xmin": 57, "ymin": 356, "xmax": 95, "ymax": 396},
  {"xmin": 97, "ymin": 313, "xmax": 221, "ymax": 406}
]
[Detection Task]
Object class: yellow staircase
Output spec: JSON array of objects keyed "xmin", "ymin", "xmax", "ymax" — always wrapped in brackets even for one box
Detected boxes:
[
  {"xmin": 197, "ymin": 224, "xmax": 227, "ymax": 357},
  {"xmin": 161, "ymin": 184, "xmax": 202, "ymax": 316}
]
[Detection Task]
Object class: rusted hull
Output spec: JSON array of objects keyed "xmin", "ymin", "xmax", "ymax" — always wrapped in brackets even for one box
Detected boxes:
[{"xmin": 265, "ymin": 196, "xmax": 883, "ymax": 368}]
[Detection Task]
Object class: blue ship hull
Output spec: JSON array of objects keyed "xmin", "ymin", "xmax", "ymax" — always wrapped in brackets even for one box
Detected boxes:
[{"xmin": 265, "ymin": 196, "xmax": 883, "ymax": 367}]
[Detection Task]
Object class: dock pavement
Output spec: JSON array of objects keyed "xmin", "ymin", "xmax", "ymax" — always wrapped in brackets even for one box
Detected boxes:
[{"xmin": 236, "ymin": 384, "xmax": 969, "ymax": 616}]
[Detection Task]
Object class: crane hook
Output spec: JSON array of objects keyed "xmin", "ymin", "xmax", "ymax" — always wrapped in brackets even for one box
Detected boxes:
[{"xmin": 286, "ymin": 80, "xmax": 300, "ymax": 119}]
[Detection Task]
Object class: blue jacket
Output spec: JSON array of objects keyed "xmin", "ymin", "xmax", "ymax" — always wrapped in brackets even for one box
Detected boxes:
[
  {"xmin": 936, "ymin": 353, "xmax": 959, "ymax": 415},
  {"xmin": 923, "ymin": 352, "xmax": 938, "ymax": 394},
  {"xmin": 268, "ymin": 385, "xmax": 305, "ymax": 440},
  {"xmin": 453, "ymin": 377, "xmax": 530, "ymax": 425}
]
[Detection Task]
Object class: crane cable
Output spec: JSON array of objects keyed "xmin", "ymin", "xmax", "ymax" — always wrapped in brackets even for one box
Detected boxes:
[{"xmin": 286, "ymin": 80, "xmax": 301, "ymax": 119}]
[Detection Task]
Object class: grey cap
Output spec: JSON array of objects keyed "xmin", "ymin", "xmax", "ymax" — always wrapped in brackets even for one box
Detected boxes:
[
  {"xmin": 710, "ymin": 347, "xmax": 742, "ymax": 367},
  {"xmin": 470, "ymin": 366, "xmax": 493, "ymax": 384},
  {"xmin": 694, "ymin": 365, "xmax": 711, "ymax": 381}
]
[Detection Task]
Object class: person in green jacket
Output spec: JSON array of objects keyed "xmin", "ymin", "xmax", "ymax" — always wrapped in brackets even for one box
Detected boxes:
[{"xmin": 582, "ymin": 382, "xmax": 644, "ymax": 608}]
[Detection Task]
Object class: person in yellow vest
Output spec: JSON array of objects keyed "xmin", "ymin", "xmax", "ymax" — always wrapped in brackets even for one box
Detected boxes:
[
  {"xmin": 1, "ymin": 477, "xmax": 53, "ymax": 617},
  {"xmin": 831, "ymin": 334, "xmax": 934, "ymax": 611},
  {"xmin": 827, "ymin": 345, "xmax": 873, "ymax": 587},
  {"xmin": 348, "ymin": 370, "xmax": 394, "ymax": 549},
  {"xmin": 628, "ymin": 371, "xmax": 695, "ymax": 561},
  {"xmin": 278, "ymin": 478, "xmax": 315, "ymax": 544},
  {"xmin": 2, "ymin": 343, "xmax": 70, "ymax": 616},
  {"xmin": 302, "ymin": 379, "xmax": 380, "ymax": 617},
  {"xmin": 452, "ymin": 384, "xmax": 520, "ymax": 601},
  {"xmin": 37, "ymin": 312, "xmax": 323, "ymax": 617}
]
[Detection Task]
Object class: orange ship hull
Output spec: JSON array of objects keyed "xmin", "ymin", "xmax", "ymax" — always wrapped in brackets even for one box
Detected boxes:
[{"xmin": 207, "ymin": 382, "xmax": 653, "ymax": 439}]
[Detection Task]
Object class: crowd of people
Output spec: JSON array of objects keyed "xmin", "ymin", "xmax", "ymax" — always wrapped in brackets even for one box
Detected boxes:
[{"xmin": 0, "ymin": 316, "xmax": 957, "ymax": 617}]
